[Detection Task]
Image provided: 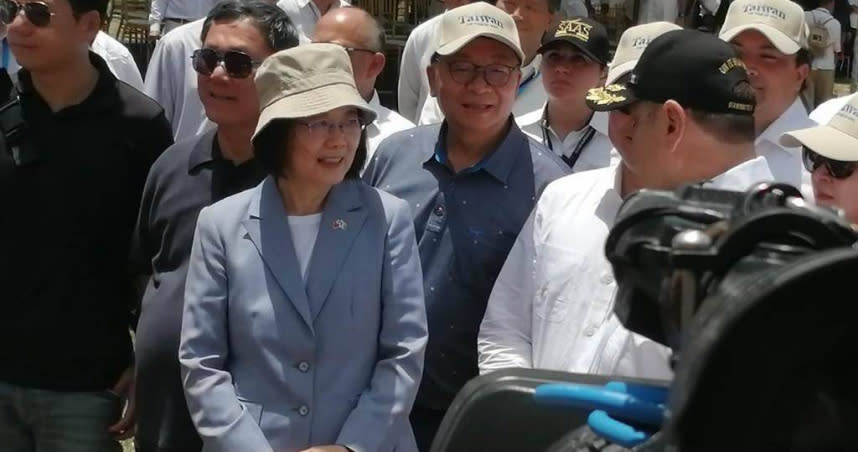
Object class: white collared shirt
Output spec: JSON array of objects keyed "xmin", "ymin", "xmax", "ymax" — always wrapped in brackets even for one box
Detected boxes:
[
  {"xmin": 143, "ymin": 19, "xmax": 214, "ymax": 142},
  {"xmin": 417, "ymin": 55, "xmax": 548, "ymax": 125},
  {"xmin": 365, "ymin": 91, "xmax": 415, "ymax": 169},
  {"xmin": 810, "ymin": 92, "xmax": 856, "ymax": 124},
  {"xmin": 518, "ymin": 105, "xmax": 618, "ymax": 173},
  {"xmin": 2, "ymin": 32, "xmax": 144, "ymax": 92},
  {"xmin": 276, "ymin": 0, "xmax": 350, "ymax": 44},
  {"xmin": 755, "ymin": 98, "xmax": 813, "ymax": 192},
  {"xmin": 397, "ymin": 13, "xmax": 443, "ymax": 124},
  {"xmin": 478, "ymin": 156, "xmax": 775, "ymax": 380},
  {"xmin": 149, "ymin": 0, "xmax": 218, "ymax": 35}
]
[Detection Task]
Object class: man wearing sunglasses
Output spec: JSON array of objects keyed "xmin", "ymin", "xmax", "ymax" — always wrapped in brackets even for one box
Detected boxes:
[
  {"xmin": 312, "ymin": 7, "xmax": 414, "ymax": 167},
  {"xmin": 0, "ymin": 0, "xmax": 174, "ymax": 450},
  {"xmin": 516, "ymin": 17, "xmax": 615, "ymax": 173},
  {"xmin": 363, "ymin": 3, "xmax": 569, "ymax": 450},
  {"xmin": 131, "ymin": 3, "xmax": 298, "ymax": 452},
  {"xmin": 782, "ymin": 95, "xmax": 858, "ymax": 224}
]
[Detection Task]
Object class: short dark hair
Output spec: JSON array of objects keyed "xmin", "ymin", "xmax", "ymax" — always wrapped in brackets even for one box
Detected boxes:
[
  {"xmin": 253, "ymin": 119, "xmax": 367, "ymax": 180},
  {"xmin": 201, "ymin": 0, "xmax": 299, "ymax": 52},
  {"xmin": 687, "ymin": 81, "xmax": 756, "ymax": 144},
  {"xmin": 67, "ymin": 0, "xmax": 108, "ymax": 22}
]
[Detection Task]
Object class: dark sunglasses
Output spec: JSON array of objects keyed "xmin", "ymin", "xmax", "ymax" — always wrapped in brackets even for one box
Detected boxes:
[
  {"xmin": 803, "ymin": 147, "xmax": 858, "ymax": 180},
  {"xmin": 191, "ymin": 48, "xmax": 261, "ymax": 79},
  {"xmin": 0, "ymin": 0, "xmax": 54, "ymax": 27}
]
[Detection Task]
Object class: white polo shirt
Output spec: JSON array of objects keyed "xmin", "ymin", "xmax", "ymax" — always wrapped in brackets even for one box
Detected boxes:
[
  {"xmin": 149, "ymin": 0, "xmax": 218, "ymax": 35},
  {"xmin": 397, "ymin": 13, "xmax": 443, "ymax": 124},
  {"xmin": 417, "ymin": 55, "xmax": 548, "ymax": 125},
  {"xmin": 276, "ymin": 0, "xmax": 350, "ymax": 44},
  {"xmin": 366, "ymin": 91, "xmax": 415, "ymax": 168},
  {"xmin": 518, "ymin": 106, "xmax": 617, "ymax": 173},
  {"xmin": 478, "ymin": 155, "xmax": 775, "ymax": 380},
  {"xmin": 143, "ymin": 19, "xmax": 214, "ymax": 143}
]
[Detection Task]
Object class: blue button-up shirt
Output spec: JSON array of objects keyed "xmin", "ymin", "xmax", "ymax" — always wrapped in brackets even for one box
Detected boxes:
[{"xmin": 364, "ymin": 120, "xmax": 570, "ymax": 410}]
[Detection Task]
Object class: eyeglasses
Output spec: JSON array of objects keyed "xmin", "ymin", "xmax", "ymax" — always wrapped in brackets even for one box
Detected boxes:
[
  {"xmin": 803, "ymin": 148, "xmax": 858, "ymax": 180},
  {"xmin": 0, "ymin": 0, "xmax": 54, "ymax": 27},
  {"xmin": 444, "ymin": 60, "xmax": 518, "ymax": 87},
  {"xmin": 295, "ymin": 118, "xmax": 365, "ymax": 140},
  {"xmin": 340, "ymin": 46, "xmax": 378, "ymax": 55},
  {"xmin": 191, "ymin": 48, "xmax": 261, "ymax": 79}
]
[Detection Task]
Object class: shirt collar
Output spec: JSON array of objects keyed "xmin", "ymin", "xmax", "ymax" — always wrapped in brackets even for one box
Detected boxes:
[
  {"xmin": 756, "ymin": 98, "xmax": 813, "ymax": 152},
  {"xmin": 428, "ymin": 118, "xmax": 529, "ymax": 184},
  {"xmin": 18, "ymin": 52, "xmax": 118, "ymax": 115},
  {"xmin": 188, "ymin": 129, "xmax": 219, "ymax": 172},
  {"xmin": 705, "ymin": 155, "xmax": 774, "ymax": 190},
  {"xmin": 519, "ymin": 101, "xmax": 607, "ymax": 138}
]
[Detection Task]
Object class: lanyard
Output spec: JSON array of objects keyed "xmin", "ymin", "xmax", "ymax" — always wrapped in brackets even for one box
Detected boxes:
[{"xmin": 541, "ymin": 106, "xmax": 597, "ymax": 170}]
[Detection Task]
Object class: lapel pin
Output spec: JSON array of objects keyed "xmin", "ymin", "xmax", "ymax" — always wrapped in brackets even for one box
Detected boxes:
[{"xmin": 332, "ymin": 219, "xmax": 348, "ymax": 230}]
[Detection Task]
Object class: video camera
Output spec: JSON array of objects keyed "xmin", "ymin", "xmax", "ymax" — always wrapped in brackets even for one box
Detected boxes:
[{"xmin": 431, "ymin": 182, "xmax": 858, "ymax": 452}]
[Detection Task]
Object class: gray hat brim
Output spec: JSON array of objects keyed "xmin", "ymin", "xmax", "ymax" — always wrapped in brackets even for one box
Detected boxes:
[
  {"xmin": 437, "ymin": 32, "xmax": 526, "ymax": 64},
  {"xmin": 781, "ymin": 126, "xmax": 858, "ymax": 162}
]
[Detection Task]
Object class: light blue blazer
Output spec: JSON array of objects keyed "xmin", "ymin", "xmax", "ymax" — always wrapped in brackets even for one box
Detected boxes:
[{"xmin": 179, "ymin": 177, "xmax": 428, "ymax": 452}]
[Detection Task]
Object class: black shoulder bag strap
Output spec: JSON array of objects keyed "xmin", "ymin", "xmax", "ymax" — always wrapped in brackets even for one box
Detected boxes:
[{"xmin": 0, "ymin": 68, "xmax": 36, "ymax": 168}]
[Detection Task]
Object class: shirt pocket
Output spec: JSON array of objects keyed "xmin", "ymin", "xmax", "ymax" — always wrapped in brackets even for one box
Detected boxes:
[{"xmin": 237, "ymin": 398, "xmax": 263, "ymax": 425}]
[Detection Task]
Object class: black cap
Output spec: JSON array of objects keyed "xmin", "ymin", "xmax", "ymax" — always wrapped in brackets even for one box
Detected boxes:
[
  {"xmin": 585, "ymin": 29, "xmax": 755, "ymax": 115},
  {"xmin": 538, "ymin": 17, "xmax": 610, "ymax": 66}
]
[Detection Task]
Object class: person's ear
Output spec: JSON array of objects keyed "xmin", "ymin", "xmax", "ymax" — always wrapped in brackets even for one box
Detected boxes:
[
  {"xmin": 794, "ymin": 60, "xmax": 810, "ymax": 96},
  {"xmin": 663, "ymin": 100, "xmax": 687, "ymax": 153},
  {"xmin": 78, "ymin": 10, "xmax": 102, "ymax": 44},
  {"xmin": 367, "ymin": 52, "xmax": 386, "ymax": 81}
]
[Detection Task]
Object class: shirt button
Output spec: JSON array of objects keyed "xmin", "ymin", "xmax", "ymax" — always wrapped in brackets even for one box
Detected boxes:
[
  {"xmin": 584, "ymin": 326, "xmax": 596, "ymax": 337},
  {"xmin": 434, "ymin": 206, "xmax": 445, "ymax": 217},
  {"xmin": 298, "ymin": 361, "xmax": 310, "ymax": 373},
  {"xmin": 600, "ymin": 273, "xmax": 614, "ymax": 285},
  {"xmin": 298, "ymin": 405, "xmax": 310, "ymax": 416}
]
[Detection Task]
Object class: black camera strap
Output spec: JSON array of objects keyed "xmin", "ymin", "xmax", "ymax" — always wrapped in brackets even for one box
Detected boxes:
[{"xmin": 0, "ymin": 68, "xmax": 36, "ymax": 168}]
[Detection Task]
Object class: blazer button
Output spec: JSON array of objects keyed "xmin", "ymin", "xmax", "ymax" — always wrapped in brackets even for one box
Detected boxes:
[
  {"xmin": 298, "ymin": 405, "xmax": 310, "ymax": 416},
  {"xmin": 298, "ymin": 361, "xmax": 310, "ymax": 373}
]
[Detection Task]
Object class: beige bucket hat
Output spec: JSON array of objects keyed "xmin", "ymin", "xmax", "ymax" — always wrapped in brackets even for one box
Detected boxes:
[
  {"xmin": 606, "ymin": 21, "xmax": 681, "ymax": 85},
  {"xmin": 718, "ymin": 0, "xmax": 808, "ymax": 55},
  {"xmin": 252, "ymin": 43, "xmax": 377, "ymax": 140},
  {"xmin": 781, "ymin": 95, "xmax": 858, "ymax": 162}
]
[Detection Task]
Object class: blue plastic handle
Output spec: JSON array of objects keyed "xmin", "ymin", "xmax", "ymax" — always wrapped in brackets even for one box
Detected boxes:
[
  {"xmin": 588, "ymin": 409, "xmax": 652, "ymax": 448},
  {"xmin": 533, "ymin": 383, "xmax": 665, "ymax": 427}
]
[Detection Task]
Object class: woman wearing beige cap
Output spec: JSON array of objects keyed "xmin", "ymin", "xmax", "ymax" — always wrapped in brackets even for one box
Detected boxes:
[
  {"xmin": 179, "ymin": 43, "xmax": 428, "ymax": 452},
  {"xmin": 782, "ymin": 95, "xmax": 858, "ymax": 223}
]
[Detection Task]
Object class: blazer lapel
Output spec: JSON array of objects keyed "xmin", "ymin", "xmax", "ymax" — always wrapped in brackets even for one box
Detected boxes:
[
  {"xmin": 306, "ymin": 181, "xmax": 368, "ymax": 321},
  {"xmin": 241, "ymin": 177, "xmax": 314, "ymax": 332}
]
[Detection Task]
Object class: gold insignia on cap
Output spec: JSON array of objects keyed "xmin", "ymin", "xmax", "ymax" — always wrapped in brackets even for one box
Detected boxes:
[
  {"xmin": 718, "ymin": 57, "xmax": 746, "ymax": 74},
  {"xmin": 728, "ymin": 101, "xmax": 754, "ymax": 112},
  {"xmin": 556, "ymin": 18, "xmax": 592, "ymax": 42},
  {"xmin": 587, "ymin": 86, "xmax": 627, "ymax": 105}
]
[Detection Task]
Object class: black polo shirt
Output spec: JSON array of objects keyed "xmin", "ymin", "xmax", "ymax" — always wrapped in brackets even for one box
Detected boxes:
[
  {"xmin": 131, "ymin": 129, "xmax": 265, "ymax": 451},
  {"xmin": 0, "ymin": 53, "xmax": 174, "ymax": 391}
]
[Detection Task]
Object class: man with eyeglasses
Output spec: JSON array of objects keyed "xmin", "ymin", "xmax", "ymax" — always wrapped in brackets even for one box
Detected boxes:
[
  {"xmin": 782, "ymin": 95, "xmax": 858, "ymax": 224},
  {"xmin": 130, "ymin": 3, "xmax": 298, "ymax": 452},
  {"xmin": 517, "ymin": 17, "xmax": 615, "ymax": 172},
  {"xmin": 363, "ymin": 3, "xmax": 569, "ymax": 450},
  {"xmin": 312, "ymin": 6, "xmax": 414, "ymax": 167},
  {"xmin": 0, "ymin": 0, "xmax": 174, "ymax": 450},
  {"xmin": 417, "ymin": 0, "xmax": 560, "ymax": 125}
]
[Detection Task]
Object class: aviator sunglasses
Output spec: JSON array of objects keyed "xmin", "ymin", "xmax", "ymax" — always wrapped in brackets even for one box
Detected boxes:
[
  {"xmin": 802, "ymin": 147, "xmax": 858, "ymax": 180},
  {"xmin": 191, "ymin": 48, "xmax": 261, "ymax": 79},
  {"xmin": 0, "ymin": 0, "xmax": 54, "ymax": 27}
]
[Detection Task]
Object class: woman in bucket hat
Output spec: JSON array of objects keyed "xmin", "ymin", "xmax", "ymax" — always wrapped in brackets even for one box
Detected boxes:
[{"xmin": 179, "ymin": 43, "xmax": 428, "ymax": 452}]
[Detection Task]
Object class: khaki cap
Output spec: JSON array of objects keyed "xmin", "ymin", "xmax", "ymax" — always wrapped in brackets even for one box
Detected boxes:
[
  {"xmin": 435, "ymin": 2, "xmax": 525, "ymax": 63},
  {"xmin": 719, "ymin": 0, "xmax": 808, "ymax": 54},
  {"xmin": 606, "ymin": 22, "xmax": 681, "ymax": 85},
  {"xmin": 781, "ymin": 96, "xmax": 858, "ymax": 162},
  {"xmin": 252, "ymin": 43, "xmax": 376, "ymax": 140}
]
